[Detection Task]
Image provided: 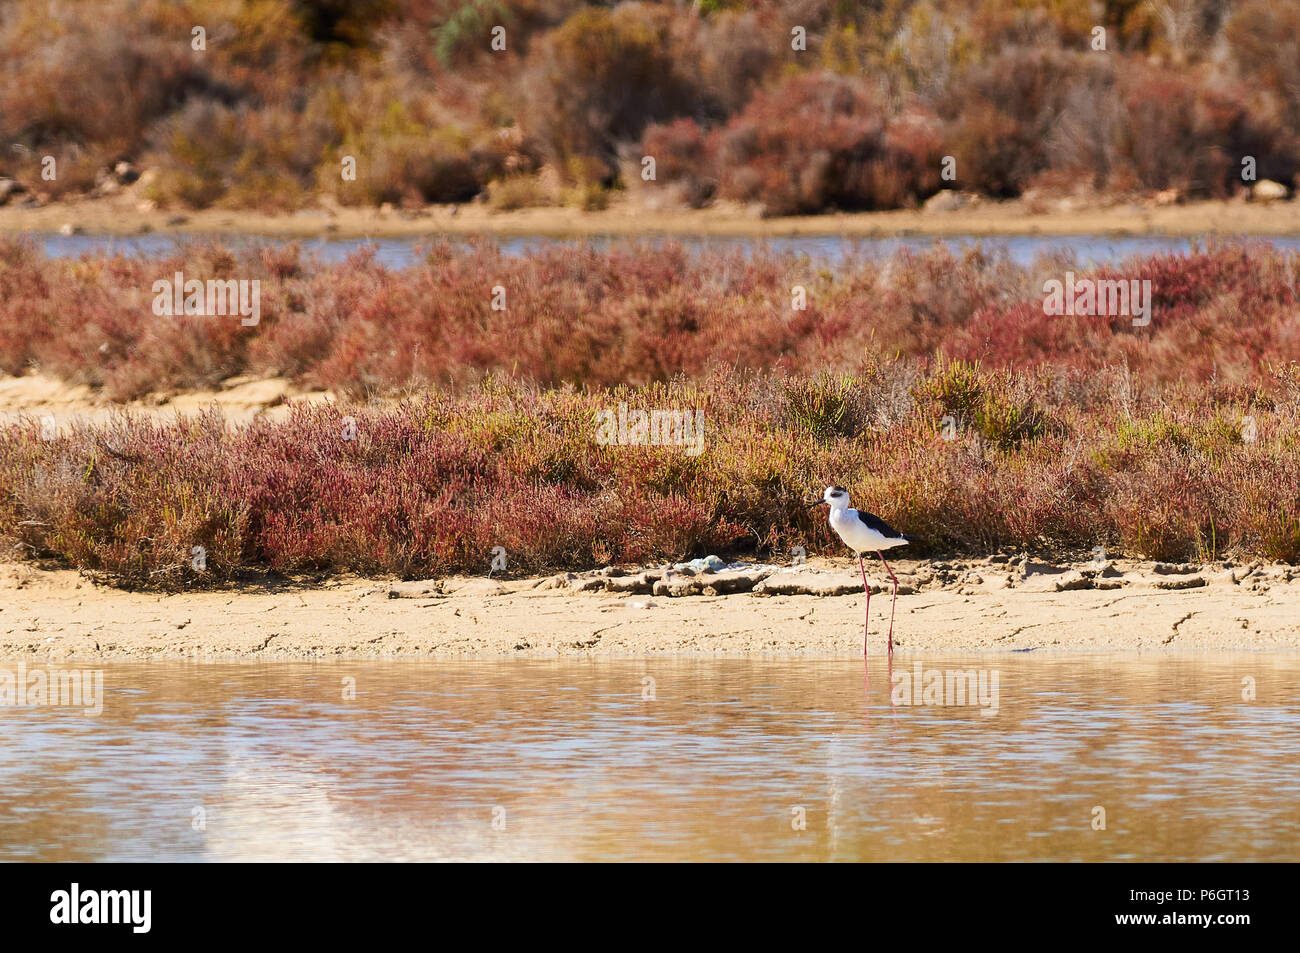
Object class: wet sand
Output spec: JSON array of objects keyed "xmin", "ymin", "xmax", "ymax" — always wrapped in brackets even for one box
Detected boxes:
[{"xmin": 3, "ymin": 555, "xmax": 1296, "ymax": 660}]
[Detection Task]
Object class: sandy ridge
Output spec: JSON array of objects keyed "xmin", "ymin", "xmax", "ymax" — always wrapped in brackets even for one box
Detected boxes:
[
  {"xmin": 4, "ymin": 193, "xmax": 1300, "ymax": 239},
  {"xmin": 3, "ymin": 556, "xmax": 1297, "ymax": 660}
]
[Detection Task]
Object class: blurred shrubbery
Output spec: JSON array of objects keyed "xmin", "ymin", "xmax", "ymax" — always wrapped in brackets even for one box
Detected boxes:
[
  {"xmin": 643, "ymin": 72, "xmax": 944, "ymax": 215},
  {"xmin": 1, "ymin": 0, "xmax": 1298, "ymax": 213}
]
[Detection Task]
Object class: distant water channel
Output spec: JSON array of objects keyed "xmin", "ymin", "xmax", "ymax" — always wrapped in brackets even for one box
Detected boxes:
[{"xmin": 26, "ymin": 231, "xmax": 1300, "ymax": 268}]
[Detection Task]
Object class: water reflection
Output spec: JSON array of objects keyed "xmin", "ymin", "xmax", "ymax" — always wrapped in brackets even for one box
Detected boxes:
[{"xmin": 0, "ymin": 656, "xmax": 1296, "ymax": 861}]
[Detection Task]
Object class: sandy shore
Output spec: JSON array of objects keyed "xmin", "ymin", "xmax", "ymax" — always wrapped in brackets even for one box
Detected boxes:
[
  {"xmin": 3, "ymin": 192, "xmax": 1300, "ymax": 239},
  {"xmin": 0, "ymin": 372, "xmax": 335, "ymax": 429},
  {"xmin": 3, "ymin": 556, "xmax": 1297, "ymax": 660}
]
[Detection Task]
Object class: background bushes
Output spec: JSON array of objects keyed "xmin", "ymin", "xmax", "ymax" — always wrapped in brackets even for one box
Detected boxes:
[{"xmin": 3, "ymin": 0, "xmax": 1300, "ymax": 213}]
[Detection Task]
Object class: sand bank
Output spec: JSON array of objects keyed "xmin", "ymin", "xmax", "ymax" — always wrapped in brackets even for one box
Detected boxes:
[
  {"xmin": 3, "ymin": 556, "xmax": 1297, "ymax": 661},
  {"xmin": 3, "ymin": 193, "xmax": 1300, "ymax": 240},
  {"xmin": 0, "ymin": 373, "xmax": 334, "ymax": 429}
]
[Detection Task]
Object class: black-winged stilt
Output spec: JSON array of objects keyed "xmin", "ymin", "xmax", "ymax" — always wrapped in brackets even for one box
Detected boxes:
[{"xmin": 808, "ymin": 485, "xmax": 908, "ymax": 655}]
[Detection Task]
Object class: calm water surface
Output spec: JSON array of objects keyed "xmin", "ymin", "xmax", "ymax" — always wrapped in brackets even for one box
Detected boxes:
[{"xmin": 1, "ymin": 656, "xmax": 1296, "ymax": 862}]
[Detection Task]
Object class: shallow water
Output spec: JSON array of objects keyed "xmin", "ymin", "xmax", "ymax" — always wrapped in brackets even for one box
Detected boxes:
[
  {"xmin": 1, "ymin": 656, "xmax": 1296, "ymax": 862},
  {"xmin": 26, "ymin": 231, "xmax": 1300, "ymax": 268}
]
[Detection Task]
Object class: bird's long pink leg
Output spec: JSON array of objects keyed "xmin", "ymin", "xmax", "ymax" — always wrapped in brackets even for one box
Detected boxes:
[
  {"xmin": 878, "ymin": 553, "xmax": 898, "ymax": 655},
  {"xmin": 858, "ymin": 552, "xmax": 871, "ymax": 657}
]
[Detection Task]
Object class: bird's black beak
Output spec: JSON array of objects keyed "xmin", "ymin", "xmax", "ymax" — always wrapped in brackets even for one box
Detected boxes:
[{"xmin": 806, "ymin": 500, "xmax": 827, "ymax": 509}]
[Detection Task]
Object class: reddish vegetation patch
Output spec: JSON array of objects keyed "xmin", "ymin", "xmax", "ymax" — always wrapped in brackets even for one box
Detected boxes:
[
  {"xmin": 3, "ymin": 361, "xmax": 1300, "ymax": 586},
  {"xmin": 2, "ymin": 239, "xmax": 1300, "ymax": 399}
]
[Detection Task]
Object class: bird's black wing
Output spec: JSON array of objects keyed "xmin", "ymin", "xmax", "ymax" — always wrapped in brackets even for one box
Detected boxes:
[{"xmin": 858, "ymin": 510, "xmax": 905, "ymax": 540}]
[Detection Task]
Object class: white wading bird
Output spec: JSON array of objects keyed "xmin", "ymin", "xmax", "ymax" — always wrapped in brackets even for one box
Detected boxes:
[{"xmin": 808, "ymin": 485, "xmax": 908, "ymax": 656}]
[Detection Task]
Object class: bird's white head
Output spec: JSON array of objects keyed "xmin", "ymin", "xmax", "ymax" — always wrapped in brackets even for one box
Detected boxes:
[{"xmin": 822, "ymin": 485, "xmax": 850, "ymax": 510}]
